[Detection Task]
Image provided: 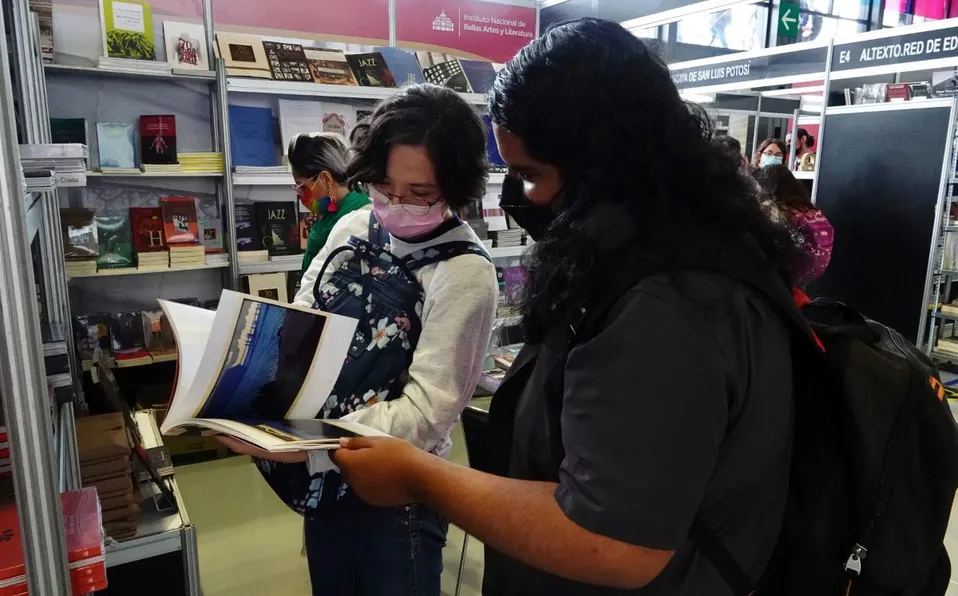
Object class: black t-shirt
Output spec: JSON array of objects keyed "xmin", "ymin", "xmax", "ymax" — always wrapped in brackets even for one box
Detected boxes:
[{"xmin": 483, "ymin": 271, "xmax": 794, "ymax": 595}]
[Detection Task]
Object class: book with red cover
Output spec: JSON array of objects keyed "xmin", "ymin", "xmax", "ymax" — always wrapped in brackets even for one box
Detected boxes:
[
  {"xmin": 0, "ymin": 487, "xmax": 105, "ymax": 594},
  {"xmin": 887, "ymin": 83, "xmax": 911, "ymax": 102},
  {"xmin": 139, "ymin": 115, "xmax": 177, "ymax": 165},
  {"xmin": 160, "ymin": 197, "xmax": 199, "ymax": 244},
  {"xmin": 130, "ymin": 207, "xmax": 167, "ymax": 253}
]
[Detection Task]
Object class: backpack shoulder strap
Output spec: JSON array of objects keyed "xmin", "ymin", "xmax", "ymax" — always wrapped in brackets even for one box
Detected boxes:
[
  {"xmin": 367, "ymin": 211, "xmax": 390, "ymax": 249},
  {"xmin": 402, "ymin": 241, "xmax": 492, "ymax": 270}
]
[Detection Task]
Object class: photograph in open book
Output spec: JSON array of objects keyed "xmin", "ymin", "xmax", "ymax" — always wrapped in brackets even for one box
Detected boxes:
[{"xmin": 198, "ymin": 298, "xmax": 327, "ymax": 421}]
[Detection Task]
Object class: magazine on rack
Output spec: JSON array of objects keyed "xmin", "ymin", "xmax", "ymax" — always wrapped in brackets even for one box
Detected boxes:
[{"xmin": 158, "ymin": 290, "xmax": 384, "ymax": 452}]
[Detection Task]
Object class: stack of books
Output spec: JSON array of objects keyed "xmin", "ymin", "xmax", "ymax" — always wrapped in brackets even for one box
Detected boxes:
[
  {"xmin": 142, "ymin": 163, "xmax": 183, "ymax": 175},
  {"xmin": 170, "ymin": 244, "xmax": 205, "ymax": 268},
  {"xmin": 61, "ymin": 208, "xmax": 98, "ymax": 276},
  {"xmin": 23, "ymin": 169, "xmax": 55, "ymax": 190},
  {"xmin": 97, "ymin": 56, "xmax": 171, "ymax": 75},
  {"xmin": 493, "ymin": 229, "xmax": 523, "ymax": 248},
  {"xmin": 936, "ymin": 337, "xmax": 958, "ymax": 357},
  {"xmin": 20, "ymin": 144, "xmax": 89, "ymax": 187},
  {"xmin": 238, "ymin": 250, "xmax": 269, "ymax": 265},
  {"xmin": 0, "ymin": 487, "xmax": 107, "ymax": 595},
  {"xmin": 234, "ymin": 165, "xmax": 288, "ymax": 175},
  {"xmin": 206, "ymin": 252, "xmax": 229, "ymax": 267},
  {"xmin": 100, "ymin": 166, "xmax": 141, "ymax": 175},
  {"xmin": 136, "ymin": 250, "xmax": 169, "ymax": 271},
  {"xmin": 0, "ymin": 427, "xmax": 8, "ymax": 481},
  {"xmin": 77, "ymin": 413, "xmax": 139, "ymax": 540},
  {"xmin": 481, "ymin": 238, "xmax": 494, "ymax": 252},
  {"xmin": 179, "ymin": 152, "xmax": 224, "ymax": 174}
]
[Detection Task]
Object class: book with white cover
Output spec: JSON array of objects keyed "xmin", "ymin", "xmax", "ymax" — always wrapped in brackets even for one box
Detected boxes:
[
  {"xmin": 158, "ymin": 290, "xmax": 380, "ymax": 451},
  {"xmin": 163, "ymin": 21, "xmax": 208, "ymax": 71}
]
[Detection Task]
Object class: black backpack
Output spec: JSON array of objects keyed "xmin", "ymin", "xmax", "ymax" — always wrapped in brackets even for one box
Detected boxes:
[{"xmin": 573, "ymin": 241, "xmax": 958, "ymax": 595}]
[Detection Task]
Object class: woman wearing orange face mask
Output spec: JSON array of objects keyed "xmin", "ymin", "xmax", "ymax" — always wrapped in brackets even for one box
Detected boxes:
[{"xmin": 289, "ymin": 132, "xmax": 371, "ymax": 272}]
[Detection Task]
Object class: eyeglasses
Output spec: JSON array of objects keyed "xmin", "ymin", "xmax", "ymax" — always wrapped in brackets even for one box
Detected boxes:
[
  {"xmin": 292, "ymin": 176, "xmax": 318, "ymax": 196},
  {"xmin": 762, "ymin": 149, "xmax": 784, "ymax": 157},
  {"xmin": 371, "ymin": 183, "xmax": 442, "ymax": 215}
]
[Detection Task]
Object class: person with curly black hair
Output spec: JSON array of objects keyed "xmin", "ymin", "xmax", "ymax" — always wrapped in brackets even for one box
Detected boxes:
[
  {"xmin": 221, "ymin": 84, "xmax": 498, "ymax": 596},
  {"xmin": 332, "ymin": 18, "xmax": 803, "ymax": 595}
]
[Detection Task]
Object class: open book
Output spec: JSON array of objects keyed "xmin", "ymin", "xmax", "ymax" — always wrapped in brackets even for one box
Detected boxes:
[{"xmin": 159, "ymin": 290, "xmax": 384, "ymax": 452}]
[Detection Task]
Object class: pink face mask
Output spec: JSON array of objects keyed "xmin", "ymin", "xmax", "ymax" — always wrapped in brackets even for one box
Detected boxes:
[{"xmin": 369, "ymin": 186, "xmax": 446, "ymax": 238}]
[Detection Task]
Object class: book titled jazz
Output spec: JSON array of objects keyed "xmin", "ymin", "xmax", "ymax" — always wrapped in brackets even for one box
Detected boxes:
[
  {"xmin": 262, "ymin": 41, "xmax": 312, "ymax": 82},
  {"xmin": 346, "ymin": 52, "xmax": 395, "ymax": 88},
  {"xmin": 140, "ymin": 115, "xmax": 177, "ymax": 164},
  {"xmin": 160, "ymin": 196, "xmax": 199, "ymax": 244},
  {"xmin": 130, "ymin": 207, "xmax": 166, "ymax": 252},
  {"xmin": 254, "ymin": 202, "xmax": 298, "ymax": 256}
]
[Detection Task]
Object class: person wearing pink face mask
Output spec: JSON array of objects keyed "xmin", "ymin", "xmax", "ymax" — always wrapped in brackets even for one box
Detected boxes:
[{"xmin": 220, "ymin": 84, "xmax": 499, "ymax": 596}]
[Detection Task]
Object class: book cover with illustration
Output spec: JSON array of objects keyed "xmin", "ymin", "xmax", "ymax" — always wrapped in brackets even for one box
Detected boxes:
[
  {"xmin": 163, "ymin": 20, "xmax": 207, "ymax": 70},
  {"xmin": 374, "ymin": 47, "xmax": 424, "ymax": 86},
  {"xmin": 139, "ymin": 115, "xmax": 177, "ymax": 165},
  {"xmin": 158, "ymin": 290, "xmax": 383, "ymax": 452},
  {"xmin": 100, "ymin": 0, "xmax": 155, "ymax": 60},
  {"xmin": 74, "ymin": 314, "xmax": 111, "ymax": 362},
  {"xmin": 423, "ymin": 60, "xmax": 470, "ymax": 93},
  {"xmin": 96, "ymin": 122, "xmax": 136, "ymax": 169},
  {"xmin": 234, "ymin": 204, "xmax": 261, "ymax": 252},
  {"xmin": 304, "ymin": 49, "xmax": 357, "ymax": 86},
  {"xmin": 346, "ymin": 52, "xmax": 395, "ymax": 88},
  {"xmin": 130, "ymin": 207, "xmax": 166, "ymax": 253},
  {"xmin": 199, "ymin": 217, "xmax": 224, "ymax": 253},
  {"xmin": 254, "ymin": 202, "xmax": 298, "ymax": 256},
  {"xmin": 95, "ymin": 214, "xmax": 134, "ymax": 270},
  {"xmin": 60, "ymin": 208, "xmax": 99, "ymax": 260},
  {"xmin": 262, "ymin": 41, "xmax": 312, "ymax": 82},
  {"xmin": 160, "ymin": 196, "xmax": 199, "ymax": 244}
]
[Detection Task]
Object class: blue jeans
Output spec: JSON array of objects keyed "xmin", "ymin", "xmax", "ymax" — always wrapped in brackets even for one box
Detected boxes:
[{"xmin": 304, "ymin": 494, "xmax": 448, "ymax": 596}]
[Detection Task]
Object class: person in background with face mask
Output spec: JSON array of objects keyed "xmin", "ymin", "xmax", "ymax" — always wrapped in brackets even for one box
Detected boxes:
[
  {"xmin": 219, "ymin": 84, "xmax": 498, "ymax": 596},
  {"xmin": 785, "ymin": 128, "xmax": 816, "ymax": 171},
  {"xmin": 753, "ymin": 137, "xmax": 787, "ymax": 169},
  {"xmin": 288, "ymin": 132, "xmax": 371, "ymax": 272},
  {"xmin": 330, "ymin": 18, "xmax": 802, "ymax": 595}
]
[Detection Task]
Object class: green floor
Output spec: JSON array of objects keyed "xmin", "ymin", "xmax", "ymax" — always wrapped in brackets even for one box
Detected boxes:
[{"xmin": 175, "ymin": 423, "xmax": 483, "ymax": 596}]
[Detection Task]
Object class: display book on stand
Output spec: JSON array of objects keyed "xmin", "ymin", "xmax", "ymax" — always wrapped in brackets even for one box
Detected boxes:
[{"xmin": 476, "ymin": 265, "xmax": 528, "ymax": 394}]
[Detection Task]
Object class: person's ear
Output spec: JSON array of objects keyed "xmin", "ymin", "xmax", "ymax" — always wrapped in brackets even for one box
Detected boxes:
[{"xmin": 318, "ymin": 171, "xmax": 335, "ymax": 190}]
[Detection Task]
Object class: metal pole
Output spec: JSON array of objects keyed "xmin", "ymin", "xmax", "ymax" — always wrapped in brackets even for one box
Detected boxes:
[
  {"xmin": 389, "ymin": 0, "xmax": 396, "ymax": 47},
  {"xmin": 202, "ymin": 0, "xmax": 220, "ymax": 152},
  {"xmin": 0, "ymin": 2, "xmax": 70, "ymax": 593},
  {"xmin": 750, "ymin": 94, "xmax": 763, "ymax": 159},
  {"xmin": 217, "ymin": 59, "xmax": 239, "ymax": 290},
  {"xmin": 810, "ymin": 38, "xmax": 835, "ymax": 206},
  {"xmin": 788, "ymin": 108, "xmax": 800, "ymax": 170}
]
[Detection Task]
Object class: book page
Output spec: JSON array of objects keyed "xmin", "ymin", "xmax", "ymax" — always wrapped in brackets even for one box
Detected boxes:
[
  {"xmin": 168, "ymin": 418, "xmax": 383, "ymax": 452},
  {"xmin": 162, "ymin": 290, "xmax": 357, "ymax": 433},
  {"xmin": 158, "ymin": 300, "xmax": 215, "ymax": 433}
]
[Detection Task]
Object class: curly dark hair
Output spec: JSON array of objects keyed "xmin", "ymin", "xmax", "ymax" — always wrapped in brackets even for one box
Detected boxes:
[
  {"xmin": 347, "ymin": 84, "xmax": 488, "ymax": 209},
  {"xmin": 753, "ymin": 164, "xmax": 815, "ymax": 212},
  {"xmin": 489, "ymin": 18, "xmax": 801, "ymax": 341}
]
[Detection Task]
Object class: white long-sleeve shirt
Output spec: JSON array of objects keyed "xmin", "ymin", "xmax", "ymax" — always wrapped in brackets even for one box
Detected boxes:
[{"xmin": 296, "ymin": 209, "xmax": 498, "ymax": 471}]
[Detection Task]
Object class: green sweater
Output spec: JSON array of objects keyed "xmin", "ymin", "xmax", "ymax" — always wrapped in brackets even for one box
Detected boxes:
[{"xmin": 302, "ymin": 190, "xmax": 370, "ymax": 272}]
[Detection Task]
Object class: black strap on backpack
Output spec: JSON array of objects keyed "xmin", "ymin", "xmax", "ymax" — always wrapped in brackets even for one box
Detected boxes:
[{"xmin": 568, "ymin": 237, "xmax": 824, "ymax": 596}]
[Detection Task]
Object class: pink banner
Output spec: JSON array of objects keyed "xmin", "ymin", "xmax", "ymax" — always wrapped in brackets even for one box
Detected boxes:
[
  {"xmin": 56, "ymin": 0, "xmax": 390, "ymax": 42},
  {"xmin": 395, "ymin": 0, "xmax": 536, "ymax": 63}
]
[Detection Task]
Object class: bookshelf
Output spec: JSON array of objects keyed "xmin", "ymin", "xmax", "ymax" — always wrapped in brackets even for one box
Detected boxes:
[
  {"xmin": 238, "ymin": 258, "xmax": 302, "ymax": 275},
  {"xmin": 44, "ymin": 64, "xmax": 216, "ymax": 83},
  {"xmin": 86, "ymin": 171, "xmax": 223, "ymax": 179}
]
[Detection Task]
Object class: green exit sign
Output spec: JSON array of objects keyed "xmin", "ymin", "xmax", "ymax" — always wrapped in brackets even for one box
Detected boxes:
[{"xmin": 779, "ymin": 1, "xmax": 800, "ymax": 37}]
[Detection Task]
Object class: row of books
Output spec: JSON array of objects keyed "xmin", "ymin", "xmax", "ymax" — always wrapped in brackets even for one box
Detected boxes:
[
  {"xmin": 74, "ymin": 309, "xmax": 178, "ymax": 370},
  {"xmin": 61, "ymin": 198, "xmax": 224, "ymax": 274},
  {"xmin": 236, "ymin": 202, "xmax": 307, "ymax": 259},
  {"xmin": 95, "ymin": 0, "xmax": 499, "ymax": 91},
  {"xmin": 51, "ymin": 116, "xmax": 223, "ymax": 173}
]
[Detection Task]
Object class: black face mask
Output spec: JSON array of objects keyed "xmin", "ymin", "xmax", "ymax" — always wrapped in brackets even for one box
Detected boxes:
[{"xmin": 499, "ymin": 174, "xmax": 560, "ymax": 242}]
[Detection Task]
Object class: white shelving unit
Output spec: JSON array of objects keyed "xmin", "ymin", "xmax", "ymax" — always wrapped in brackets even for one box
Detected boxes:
[
  {"xmin": 67, "ymin": 262, "xmax": 230, "ymax": 279},
  {"xmin": 226, "ymin": 77, "xmax": 487, "ymax": 105},
  {"xmin": 45, "ymin": 63, "xmax": 216, "ymax": 83},
  {"xmin": 85, "ymin": 171, "xmax": 223, "ymax": 179},
  {"xmin": 238, "ymin": 258, "xmax": 302, "ymax": 275}
]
